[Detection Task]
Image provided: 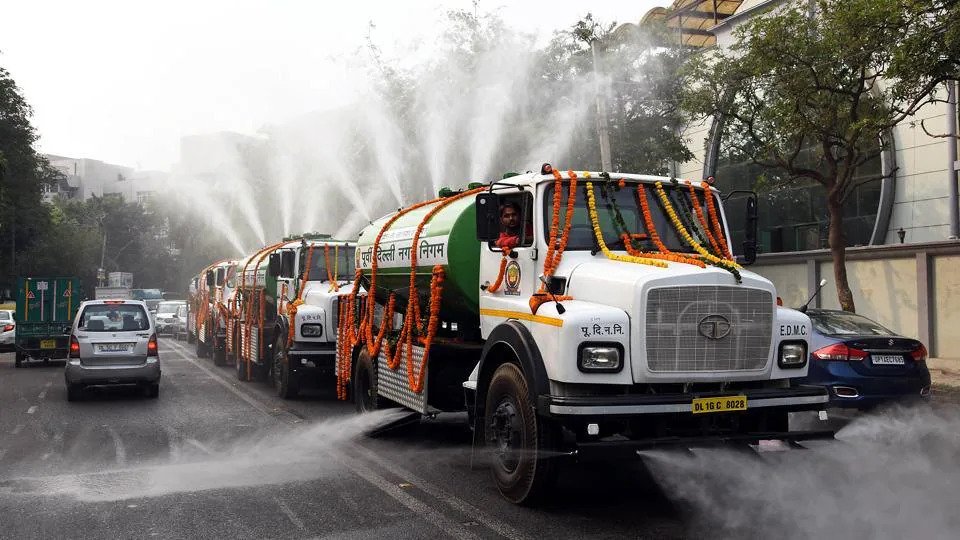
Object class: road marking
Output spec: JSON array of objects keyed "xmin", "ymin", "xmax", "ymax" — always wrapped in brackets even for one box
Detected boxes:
[
  {"xmin": 334, "ymin": 453, "xmax": 479, "ymax": 540},
  {"xmin": 27, "ymin": 406, "xmax": 38, "ymax": 414},
  {"xmin": 185, "ymin": 438, "xmax": 213, "ymax": 455},
  {"xmin": 164, "ymin": 337, "xmax": 480, "ymax": 540},
  {"xmin": 38, "ymin": 390, "xmax": 47, "ymax": 400},
  {"xmin": 273, "ymin": 496, "xmax": 307, "ymax": 531},
  {"xmin": 11, "ymin": 424, "xmax": 24, "ymax": 435},
  {"xmin": 106, "ymin": 426, "xmax": 127, "ymax": 466},
  {"xmin": 349, "ymin": 443, "xmax": 528, "ymax": 540}
]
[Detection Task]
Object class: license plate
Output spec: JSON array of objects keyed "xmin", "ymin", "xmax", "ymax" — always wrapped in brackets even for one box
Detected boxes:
[
  {"xmin": 872, "ymin": 354, "xmax": 905, "ymax": 365},
  {"xmin": 97, "ymin": 343, "xmax": 131, "ymax": 353},
  {"xmin": 40, "ymin": 339, "xmax": 57, "ymax": 349},
  {"xmin": 692, "ymin": 395, "xmax": 748, "ymax": 414}
]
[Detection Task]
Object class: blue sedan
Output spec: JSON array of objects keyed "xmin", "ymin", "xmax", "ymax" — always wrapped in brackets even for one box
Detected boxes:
[{"xmin": 801, "ymin": 309, "xmax": 931, "ymax": 409}]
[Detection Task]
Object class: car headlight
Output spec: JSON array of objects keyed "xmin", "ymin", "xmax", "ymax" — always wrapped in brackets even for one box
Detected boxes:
[
  {"xmin": 578, "ymin": 344, "xmax": 623, "ymax": 373},
  {"xmin": 778, "ymin": 341, "xmax": 807, "ymax": 368},
  {"xmin": 301, "ymin": 323, "xmax": 323, "ymax": 337}
]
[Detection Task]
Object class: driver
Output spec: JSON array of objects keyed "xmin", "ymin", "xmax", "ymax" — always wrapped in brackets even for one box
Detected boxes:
[{"xmin": 496, "ymin": 201, "xmax": 523, "ymax": 250}]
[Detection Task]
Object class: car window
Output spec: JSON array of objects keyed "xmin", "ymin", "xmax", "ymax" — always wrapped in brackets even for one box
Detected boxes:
[
  {"xmin": 176, "ymin": 305, "xmax": 188, "ymax": 317},
  {"xmin": 0, "ymin": 312, "xmax": 9, "ymax": 320},
  {"xmin": 79, "ymin": 304, "xmax": 150, "ymax": 332},
  {"xmin": 809, "ymin": 311, "xmax": 893, "ymax": 336}
]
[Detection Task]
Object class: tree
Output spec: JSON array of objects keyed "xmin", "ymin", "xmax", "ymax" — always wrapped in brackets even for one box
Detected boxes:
[
  {"xmin": 0, "ymin": 65, "xmax": 62, "ymax": 294},
  {"xmin": 680, "ymin": 0, "xmax": 947, "ymax": 312}
]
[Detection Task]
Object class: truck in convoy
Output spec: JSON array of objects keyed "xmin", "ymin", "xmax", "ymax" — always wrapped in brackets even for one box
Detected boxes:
[
  {"xmin": 337, "ymin": 166, "xmax": 830, "ymax": 504},
  {"xmin": 231, "ymin": 234, "xmax": 356, "ymax": 398},
  {"xmin": 191, "ymin": 260, "xmax": 237, "ymax": 364},
  {"xmin": 131, "ymin": 288, "xmax": 164, "ymax": 313},
  {"xmin": 14, "ymin": 276, "xmax": 81, "ymax": 367}
]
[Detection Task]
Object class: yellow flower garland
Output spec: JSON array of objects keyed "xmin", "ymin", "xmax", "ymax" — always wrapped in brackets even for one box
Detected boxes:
[
  {"xmin": 585, "ymin": 181, "xmax": 667, "ymax": 268},
  {"xmin": 653, "ymin": 182, "xmax": 743, "ymax": 275}
]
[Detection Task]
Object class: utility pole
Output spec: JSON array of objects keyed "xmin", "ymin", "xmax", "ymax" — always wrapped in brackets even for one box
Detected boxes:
[
  {"xmin": 591, "ymin": 38, "xmax": 613, "ymax": 172},
  {"xmin": 947, "ymin": 79, "xmax": 959, "ymax": 239}
]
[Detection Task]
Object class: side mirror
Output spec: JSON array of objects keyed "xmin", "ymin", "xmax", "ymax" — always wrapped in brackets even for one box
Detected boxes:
[
  {"xmin": 268, "ymin": 253, "xmax": 281, "ymax": 277},
  {"xmin": 475, "ymin": 193, "xmax": 501, "ymax": 242},
  {"xmin": 741, "ymin": 195, "xmax": 759, "ymax": 265},
  {"xmin": 205, "ymin": 271, "xmax": 214, "ymax": 287},
  {"xmin": 281, "ymin": 251, "xmax": 296, "ymax": 279},
  {"xmin": 215, "ymin": 268, "xmax": 225, "ymax": 286}
]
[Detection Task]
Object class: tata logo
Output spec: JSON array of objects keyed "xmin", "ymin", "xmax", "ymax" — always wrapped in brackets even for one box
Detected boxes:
[{"xmin": 698, "ymin": 315, "xmax": 732, "ymax": 340}]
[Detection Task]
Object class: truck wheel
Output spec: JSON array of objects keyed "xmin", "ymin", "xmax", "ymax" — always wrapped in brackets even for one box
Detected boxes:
[
  {"xmin": 213, "ymin": 338, "xmax": 227, "ymax": 366},
  {"xmin": 15, "ymin": 350, "xmax": 24, "ymax": 368},
  {"xmin": 353, "ymin": 350, "xmax": 383, "ymax": 412},
  {"xmin": 67, "ymin": 383, "xmax": 83, "ymax": 402},
  {"xmin": 484, "ymin": 362, "xmax": 559, "ymax": 505},
  {"xmin": 273, "ymin": 337, "xmax": 299, "ymax": 399},
  {"xmin": 187, "ymin": 332, "xmax": 195, "ymax": 344},
  {"xmin": 236, "ymin": 356, "xmax": 250, "ymax": 382},
  {"xmin": 196, "ymin": 336, "xmax": 208, "ymax": 358}
]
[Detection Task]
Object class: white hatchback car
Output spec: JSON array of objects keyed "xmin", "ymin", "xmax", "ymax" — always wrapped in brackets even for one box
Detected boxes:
[
  {"xmin": 0, "ymin": 309, "xmax": 15, "ymax": 350},
  {"xmin": 65, "ymin": 299, "xmax": 161, "ymax": 401}
]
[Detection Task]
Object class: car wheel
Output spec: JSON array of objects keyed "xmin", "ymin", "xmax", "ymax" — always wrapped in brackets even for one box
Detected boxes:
[
  {"xmin": 67, "ymin": 383, "xmax": 83, "ymax": 402},
  {"xmin": 273, "ymin": 337, "xmax": 299, "ymax": 399},
  {"xmin": 146, "ymin": 383, "xmax": 160, "ymax": 399},
  {"xmin": 483, "ymin": 362, "xmax": 560, "ymax": 505}
]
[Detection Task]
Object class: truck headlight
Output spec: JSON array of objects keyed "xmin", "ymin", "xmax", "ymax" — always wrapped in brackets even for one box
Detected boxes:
[
  {"xmin": 778, "ymin": 341, "xmax": 807, "ymax": 368},
  {"xmin": 300, "ymin": 324, "xmax": 323, "ymax": 337},
  {"xmin": 578, "ymin": 344, "xmax": 623, "ymax": 373}
]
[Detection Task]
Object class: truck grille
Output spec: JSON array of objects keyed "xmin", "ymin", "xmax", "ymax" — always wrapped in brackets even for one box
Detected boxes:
[{"xmin": 645, "ymin": 286, "xmax": 773, "ymax": 372}]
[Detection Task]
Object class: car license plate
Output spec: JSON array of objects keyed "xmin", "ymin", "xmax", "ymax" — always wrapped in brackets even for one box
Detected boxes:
[
  {"xmin": 40, "ymin": 339, "xmax": 57, "ymax": 349},
  {"xmin": 872, "ymin": 354, "xmax": 905, "ymax": 365},
  {"xmin": 692, "ymin": 395, "xmax": 748, "ymax": 414},
  {"xmin": 97, "ymin": 343, "xmax": 130, "ymax": 353}
]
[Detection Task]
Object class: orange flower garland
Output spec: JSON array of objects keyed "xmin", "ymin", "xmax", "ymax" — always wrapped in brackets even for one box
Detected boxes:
[
  {"xmin": 685, "ymin": 181, "xmax": 723, "ymax": 255},
  {"xmin": 701, "ymin": 181, "xmax": 733, "ymax": 259},
  {"xmin": 485, "ymin": 247, "xmax": 512, "ymax": 293},
  {"xmin": 530, "ymin": 169, "xmax": 577, "ymax": 314},
  {"xmin": 324, "ymin": 244, "xmax": 340, "ymax": 292},
  {"xmin": 632, "ymin": 184, "xmax": 705, "ymax": 267}
]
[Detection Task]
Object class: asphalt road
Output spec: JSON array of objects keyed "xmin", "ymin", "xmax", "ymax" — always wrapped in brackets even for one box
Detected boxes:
[
  {"xmin": 0, "ymin": 338, "xmax": 686, "ymax": 539},
  {"xmin": 4, "ymin": 340, "xmax": 957, "ymax": 539}
]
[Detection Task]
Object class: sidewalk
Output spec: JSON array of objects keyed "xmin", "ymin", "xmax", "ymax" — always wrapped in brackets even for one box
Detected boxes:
[{"xmin": 927, "ymin": 358, "xmax": 960, "ymax": 402}]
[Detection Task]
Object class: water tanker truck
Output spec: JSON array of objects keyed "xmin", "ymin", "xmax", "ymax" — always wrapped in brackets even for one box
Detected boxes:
[
  {"xmin": 231, "ymin": 235, "xmax": 356, "ymax": 398},
  {"xmin": 338, "ymin": 166, "xmax": 830, "ymax": 504},
  {"xmin": 190, "ymin": 259, "xmax": 236, "ymax": 362}
]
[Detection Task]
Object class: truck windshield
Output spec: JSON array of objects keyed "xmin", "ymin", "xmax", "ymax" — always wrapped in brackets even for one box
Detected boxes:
[
  {"xmin": 307, "ymin": 245, "xmax": 356, "ymax": 282},
  {"xmin": 543, "ymin": 181, "xmax": 728, "ymax": 254},
  {"xmin": 131, "ymin": 289, "xmax": 163, "ymax": 300},
  {"xmin": 156, "ymin": 302, "xmax": 182, "ymax": 315}
]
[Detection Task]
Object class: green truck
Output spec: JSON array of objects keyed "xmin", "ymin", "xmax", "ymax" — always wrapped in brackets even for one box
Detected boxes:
[{"xmin": 15, "ymin": 276, "xmax": 82, "ymax": 367}]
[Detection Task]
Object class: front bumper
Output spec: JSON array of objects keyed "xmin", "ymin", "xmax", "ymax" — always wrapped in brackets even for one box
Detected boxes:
[
  {"xmin": 0, "ymin": 333, "xmax": 14, "ymax": 346},
  {"xmin": 288, "ymin": 342, "xmax": 337, "ymax": 374},
  {"xmin": 541, "ymin": 385, "xmax": 829, "ymax": 416},
  {"xmin": 65, "ymin": 359, "xmax": 161, "ymax": 385}
]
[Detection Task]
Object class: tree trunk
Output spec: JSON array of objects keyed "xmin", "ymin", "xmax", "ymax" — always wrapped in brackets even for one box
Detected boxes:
[{"xmin": 827, "ymin": 188, "xmax": 856, "ymax": 312}]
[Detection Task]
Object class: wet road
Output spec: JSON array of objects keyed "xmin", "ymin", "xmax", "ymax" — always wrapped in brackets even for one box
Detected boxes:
[{"xmin": 0, "ymin": 338, "xmax": 686, "ymax": 539}]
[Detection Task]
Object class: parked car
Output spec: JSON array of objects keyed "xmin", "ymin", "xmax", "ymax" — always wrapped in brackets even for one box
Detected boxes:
[
  {"xmin": 802, "ymin": 309, "xmax": 931, "ymax": 409},
  {"xmin": 173, "ymin": 304, "xmax": 189, "ymax": 341},
  {"xmin": 0, "ymin": 309, "xmax": 15, "ymax": 351},
  {"xmin": 154, "ymin": 300, "xmax": 186, "ymax": 336},
  {"xmin": 65, "ymin": 299, "xmax": 161, "ymax": 401}
]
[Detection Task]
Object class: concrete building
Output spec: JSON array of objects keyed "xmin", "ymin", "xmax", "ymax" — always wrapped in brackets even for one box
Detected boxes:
[
  {"xmin": 640, "ymin": 0, "xmax": 960, "ymax": 359},
  {"xmin": 43, "ymin": 154, "xmax": 163, "ymax": 205}
]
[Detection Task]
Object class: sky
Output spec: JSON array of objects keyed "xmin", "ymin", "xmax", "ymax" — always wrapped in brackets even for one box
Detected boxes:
[{"xmin": 0, "ymin": 0, "xmax": 665, "ymax": 171}]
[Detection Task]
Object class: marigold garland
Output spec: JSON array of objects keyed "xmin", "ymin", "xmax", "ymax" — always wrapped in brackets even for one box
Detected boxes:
[
  {"xmin": 324, "ymin": 244, "xmax": 341, "ymax": 292},
  {"xmin": 485, "ymin": 247, "xmax": 511, "ymax": 293},
  {"xmin": 685, "ymin": 181, "xmax": 723, "ymax": 255},
  {"xmin": 654, "ymin": 181, "xmax": 742, "ymax": 282},
  {"xmin": 701, "ymin": 181, "xmax": 734, "ymax": 259},
  {"xmin": 584, "ymin": 181, "xmax": 668, "ymax": 269},
  {"xmin": 531, "ymin": 169, "xmax": 577, "ymax": 314}
]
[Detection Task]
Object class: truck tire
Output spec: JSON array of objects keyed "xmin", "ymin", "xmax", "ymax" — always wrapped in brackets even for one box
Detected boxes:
[
  {"xmin": 352, "ymin": 350, "xmax": 381, "ymax": 413},
  {"xmin": 483, "ymin": 362, "xmax": 559, "ymax": 505},
  {"xmin": 15, "ymin": 350, "xmax": 24, "ymax": 368},
  {"xmin": 196, "ymin": 336, "xmax": 209, "ymax": 358},
  {"xmin": 236, "ymin": 356, "xmax": 250, "ymax": 382},
  {"xmin": 187, "ymin": 331, "xmax": 195, "ymax": 344},
  {"xmin": 273, "ymin": 337, "xmax": 299, "ymax": 399},
  {"xmin": 213, "ymin": 337, "xmax": 227, "ymax": 366}
]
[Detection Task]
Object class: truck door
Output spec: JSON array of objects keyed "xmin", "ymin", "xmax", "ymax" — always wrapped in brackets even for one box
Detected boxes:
[{"xmin": 479, "ymin": 190, "xmax": 537, "ymax": 335}]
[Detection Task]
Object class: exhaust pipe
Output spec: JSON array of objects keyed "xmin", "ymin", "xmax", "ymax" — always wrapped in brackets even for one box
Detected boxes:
[{"xmin": 832, "ymin": 386, "xmax": 859, "ymax": 398}]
